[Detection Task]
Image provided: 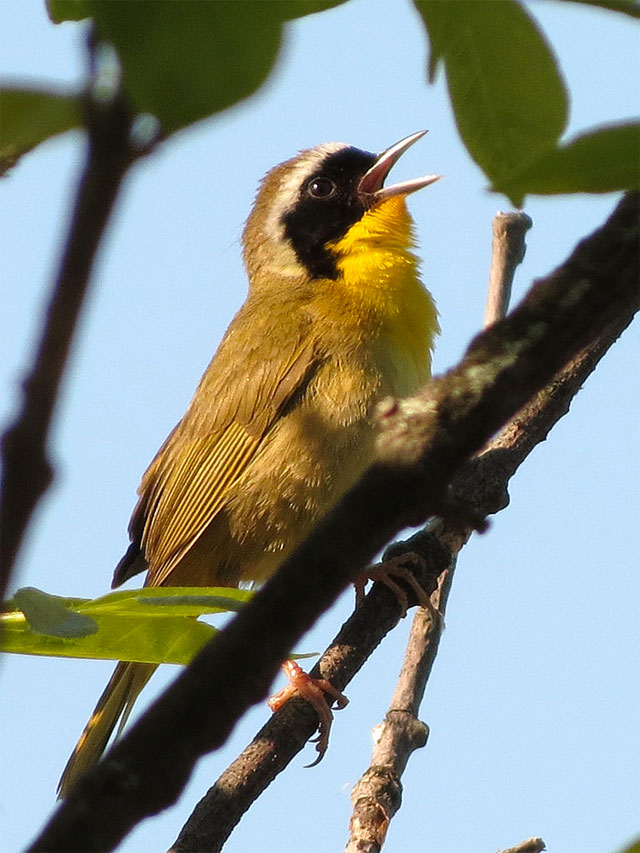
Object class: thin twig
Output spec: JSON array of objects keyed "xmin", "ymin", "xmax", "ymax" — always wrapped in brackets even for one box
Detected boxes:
[
  {"xmin": 343, "ymin": 296, "xmax": 638, "ymax": 851},
  {"xmin": 170, "ymin": 544, "xmax": 447, "ymax": 853},
  {"xmin": 345, "ymin": 560, "xmax": 452, "ymax": 853},
  {"xmin": 27, "ymin": 192, "xmax": 638, "ymax": 853},
  {"xmin": 0, "ymin": 39, "xmax": 136, "ymax": 598},
  {"xmin": 346, "ymin": 208, "xmax": 532, "ymax": 851},
  {"xmin": 345, "ymin": 610, "xmax": 438, "ymax": 853},
  {"xmin": 484, "ymin": 211, "xmax": 532, "ymax": 328}
]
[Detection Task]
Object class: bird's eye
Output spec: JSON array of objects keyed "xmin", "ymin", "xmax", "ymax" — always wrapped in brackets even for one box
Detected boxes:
[{"xmin": 307, "ymin": 177, "xmax": 336, "ymax": 199}]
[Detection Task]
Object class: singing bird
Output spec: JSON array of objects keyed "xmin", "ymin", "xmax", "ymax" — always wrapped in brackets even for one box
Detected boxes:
[{"xmin": 58, "ymin": 131, "xmax": 440, "ymax": 797}]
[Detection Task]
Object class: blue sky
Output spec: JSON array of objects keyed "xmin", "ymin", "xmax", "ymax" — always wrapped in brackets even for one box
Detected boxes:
[{"xmin": 1, "ymin": 2, "xmax": 638, "ymax": 852}]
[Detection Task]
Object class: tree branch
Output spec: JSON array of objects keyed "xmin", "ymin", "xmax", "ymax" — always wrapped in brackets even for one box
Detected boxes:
[
  {"xmin": 0, "ymin": 40, "xmax": 137, "ymax": 598},
  {"xmin": 27, "ymin": 192, "xmax": 638, "ymax": 853},
  {"xmin": 172, "ymin": 298, "xmax": 636, "ymax": 853}
]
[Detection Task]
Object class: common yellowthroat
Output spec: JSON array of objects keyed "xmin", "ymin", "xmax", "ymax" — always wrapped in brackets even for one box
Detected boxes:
[{"xmin": 58, "ymin": 131, "xmax": 440, "ymax": 797}]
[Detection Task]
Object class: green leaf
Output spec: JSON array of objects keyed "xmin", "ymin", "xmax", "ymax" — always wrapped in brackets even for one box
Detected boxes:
[
  {"xmin": 1, "ymin": 585, "xmax": 241, "ymax": 663},
  {"xmin": 11, "ymin": 588, "xmax": 98, "ymax": 638},
  {"xmin": 87, "ymin": 0, "xmax": 348, "ymax": 135},
  {"xmin": 1, "ymin": 607, "xmax": 216, "ymax": 665},
  {"xmin": 0, "ymin": 88, "xmax": 82, "ymax": 174},
  {"xmin": 415, "ymin": 0, "xmax": 568, "ymax": 198},
  {"xmin": 559, "ymin": 0, "xmax": 640, "ymax": 19},
  {"xmin": 46, "ymin": 0, "xmax": 90, "ymax": 23},
  {"xmin": 1, "ymin": 586, "xmax": 314, "ymax": 665},
  {"xmin": 78, "ymin": 586, "xmax": 254, "ymax": 618},
  {"xmin": 498, "ymin": 122, "xmax": 640, "ymax": 204}
]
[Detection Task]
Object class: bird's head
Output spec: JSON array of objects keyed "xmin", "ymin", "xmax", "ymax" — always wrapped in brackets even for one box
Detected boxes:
[{"xmin": 243, "ymin": 132, "xmax": 440, "ymax": 287}]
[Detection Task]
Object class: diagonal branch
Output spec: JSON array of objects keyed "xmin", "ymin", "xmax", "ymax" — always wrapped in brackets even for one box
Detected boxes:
[
  {"xmin": 0, "ymin": 41, "xmax": 137, "ymax": 598},
  {"xmin": 27, "ymin": 192, "xmax": 639, "ymax": 853},
  {"xmin": 172, "ymin": 304, "xmax": 636, "ymax": 853}
]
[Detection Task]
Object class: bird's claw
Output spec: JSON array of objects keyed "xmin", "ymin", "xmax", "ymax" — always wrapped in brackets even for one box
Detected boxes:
[
  {"xmin": 355, "ymin": 551, "xmax": 444, "ymax": 628},
  {"xmin": 268, "ymin": 659, "xmax": 348, "ymax": 766}
]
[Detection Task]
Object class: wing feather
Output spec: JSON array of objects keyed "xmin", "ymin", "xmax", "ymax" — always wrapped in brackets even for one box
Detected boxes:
[
  {"xmin": 133, "ymin": 320, "xmax": 321, "ymax": 586},
  {"xmin": 144, "ymin": 422, "xmax": 258, "ymax": 579}
]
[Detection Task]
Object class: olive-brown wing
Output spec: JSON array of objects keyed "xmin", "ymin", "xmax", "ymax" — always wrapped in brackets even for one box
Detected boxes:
[{"xmin": 134, "ymin": 327, "xmax": 320, "ymax": 587}]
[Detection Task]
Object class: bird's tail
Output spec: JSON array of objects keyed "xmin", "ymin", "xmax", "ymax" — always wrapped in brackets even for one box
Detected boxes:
[{"xmin": 57, "ymin": 660, "xmax": 156, "ymax": 798}]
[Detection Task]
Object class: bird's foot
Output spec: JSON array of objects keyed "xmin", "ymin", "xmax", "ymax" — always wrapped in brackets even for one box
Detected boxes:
[
  {"xmin": 268, "ymin": 659, "xmax": 348, "ymax": 767},
  {"xmin": 354, "ymin": 551, "xmax": 443, "ymax": 627}
]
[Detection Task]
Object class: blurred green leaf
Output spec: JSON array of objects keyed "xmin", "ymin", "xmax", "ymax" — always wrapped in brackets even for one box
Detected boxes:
[
  {"xmin": 0, "ymin": 88, "xmax": 82, "ymax": 174},
  {"xmin": 12, "ymin": 588, "xmax": 98, "ymax": 638},
  {"xmin": 87, "ymin": 0, "xmax": 347, "ymax": 135},
  {"xmin": 46, "ymin": 0, "xmax": 90, "ymax": 23},
  {"xmin": 615, "ymin": 836, "xmax": 640, "ymax": 853},
  {"xmin": 559, "ymin": 0, "xmax": 640, "ymax": 19},
  {"xmin": 267, "ymin": 0, "xmax": 348, "ymax": 19},
  {"xmin": 498, "ymin": 122, "xmax": 640, "ymax": 204},
  {"xmin": 416, "ymin": 0, "xmax": 568, "ymax": 199}
]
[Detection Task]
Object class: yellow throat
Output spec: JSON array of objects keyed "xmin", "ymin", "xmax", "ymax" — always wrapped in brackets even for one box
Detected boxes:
[{"xmin": 329, "ymin": 194, "xmax": 439, "ymax": 383}]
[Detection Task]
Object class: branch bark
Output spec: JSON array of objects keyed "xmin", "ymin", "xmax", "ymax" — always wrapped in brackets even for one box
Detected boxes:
[
  {"xmin": 0, "ymin": 43, "xmax": 137, "ymax": 598},
  {"xmin": 26, "ymin": 192, "xmax": 639, "ymax": 853}
]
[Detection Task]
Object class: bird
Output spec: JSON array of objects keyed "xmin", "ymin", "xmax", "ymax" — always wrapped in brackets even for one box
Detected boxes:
[{"xmin": 58, "ymin": 131, "xmax": 440, "ymax": 797}]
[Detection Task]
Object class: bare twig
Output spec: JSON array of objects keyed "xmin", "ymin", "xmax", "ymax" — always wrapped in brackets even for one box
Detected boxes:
[
  {"xmin": 0, "ymin": 42, "xmax": 136, "ymax": 598},
  {"xmin": 343, "ymin": 274, "xmax": 639, "ymax": 851},
  {"xmin": 484, "ymin": 211, "xmax": 533, "ymax": 328},
  {"xmin": 346, "ymin": 208, "xmax": 531, "ymax": 851},
  {"xmin": 345, "ymin": 542, "xmax": 458, "ymax": 853},
  {"xmin": 498, "ymin": 837, "xmax": 546, "ymax": 853},
  {"xmin": 345, "ymin": 607, "xmax": 439, "ymax": 853},
  {"xmin": 27, "ymin": 192, "xmax": 638, "ymax": 853}
]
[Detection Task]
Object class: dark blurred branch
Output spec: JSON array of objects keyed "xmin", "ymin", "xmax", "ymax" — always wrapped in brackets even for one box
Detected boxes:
[
  {"xmin": 0, "ymin": 63, "xmax": 137, "ymax": 597},
  {"xmin": 27, "ymin": 192, "xmax": 639, "ymax": 853}
]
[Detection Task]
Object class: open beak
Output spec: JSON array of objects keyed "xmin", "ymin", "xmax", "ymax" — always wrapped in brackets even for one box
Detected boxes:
[{"xmin": 358, "ymin": 130, "xmax": 441, "ymax": 204}]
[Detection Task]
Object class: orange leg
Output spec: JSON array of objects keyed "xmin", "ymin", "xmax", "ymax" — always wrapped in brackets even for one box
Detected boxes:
[
  {"xmin": 268, "ymin": 659, "xmax": 348, "ymax": 766},
  {"xmin": 355, "ymin": 551, "xmax": 442, "ymax": 625}
]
